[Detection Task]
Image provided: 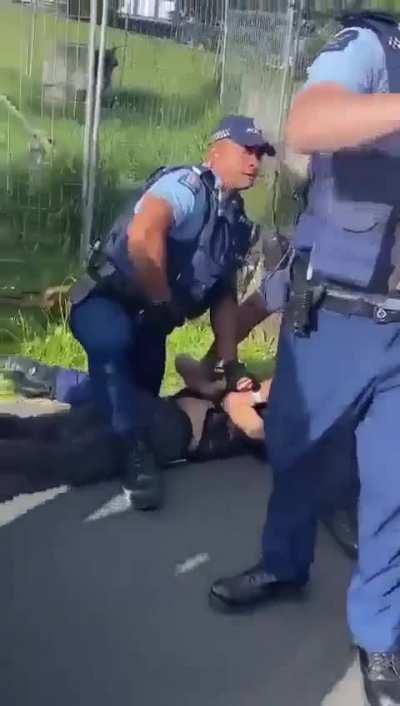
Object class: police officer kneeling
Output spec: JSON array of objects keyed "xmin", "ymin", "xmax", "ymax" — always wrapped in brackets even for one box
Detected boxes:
[
  {"xmin": 69, "ymin": 115, "xmax": 275, "ymax": 513},
  {"xmin": 209, "ymin": 11, "xmax": 400, "ymax": 706}
]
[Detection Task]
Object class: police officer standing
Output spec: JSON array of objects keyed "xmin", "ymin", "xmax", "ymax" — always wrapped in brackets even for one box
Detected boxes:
[
  {"xmin": 69, "ymin": 115, "xmax": 275, "ymax": 513},
  {"xmin": 209, "ymin": 11, "xmax": 400, "ymax": 706}
]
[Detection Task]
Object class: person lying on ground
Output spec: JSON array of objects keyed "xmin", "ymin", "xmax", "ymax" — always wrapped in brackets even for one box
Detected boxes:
[
  {"xmin": 0, "ymin": 338, "xmax": 358, "ymax": 557},
  {"xmin": 0, "ymin": 254, "xmax": 359, "ymax": 554},
  {"xmin": 0, "ymin": 355, "xmax": 271, "ymax": 507}
]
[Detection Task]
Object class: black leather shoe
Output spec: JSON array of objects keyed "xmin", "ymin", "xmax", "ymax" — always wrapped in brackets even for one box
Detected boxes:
[
  {"xmin": 0, "ymin": 356, "xmax": 57, "ymax": 399},
  {"xmin": 323, "ymin": 507, "xmax": 358, "ymax": 560},
  {"xmin": 359, "ymin": 648, "xmax": 400, "ymax": 705},
  {"xmin": 209, "ymin": 562, "xmax": 308, "ymax": 611},
  {"xmin": 122, "ymin": 440, "xmax": 163, "ymax": 511}
]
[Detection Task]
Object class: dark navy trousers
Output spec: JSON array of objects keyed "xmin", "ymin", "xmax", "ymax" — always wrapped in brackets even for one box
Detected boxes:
[
  {"xmin": 263, "ymin": 308, "xmax": 400, "ymax": 652},
  {"xmin": 70, "ymin": 295, "xmax": 166, "ymax": 440}
]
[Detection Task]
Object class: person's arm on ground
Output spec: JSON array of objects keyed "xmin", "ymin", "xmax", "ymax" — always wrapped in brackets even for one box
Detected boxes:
[{"xmin": 42, "ymin": 285, "xmax": 72, "ymax": 311}]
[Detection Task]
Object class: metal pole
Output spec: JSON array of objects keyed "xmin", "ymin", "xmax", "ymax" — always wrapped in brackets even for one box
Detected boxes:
[
  {"xmin": 271, "ymin": 0, "xmax": 305, "ymax": 236},
  {"xmin": 27, "ymin": 0, "xmax": 37, "ymax": 78},
  {"xmin": 219, "ymin": 0, "xmax": 229, "ymax": 105},
  {"xmin": 279, "ymin": 0, "xmax": 306, "ymax": 137},
  {"xmin": 276, "ymin": 0, "xmax": 296, "ymax": 142},
  {"xmin": 82, "ymin": 0, "xmax": 109, "ymax": 264},
  {"xmin": 119, "ymin": 12, "xmax": 129, "ymax": 89},
  {"xmin": 80, "ymin": 0, "xmax": 98, "ymax": 264}
]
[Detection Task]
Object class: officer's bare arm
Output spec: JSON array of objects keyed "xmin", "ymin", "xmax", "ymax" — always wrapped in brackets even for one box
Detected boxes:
[
  {"xmin": 286, "ymin": 83, "xmax": 400, "ymax": 154},
  {"xmin": 236, "ymin": 291, "xmax": 269, "ymax": 341},
  {"xmin": 204, "ymin": 291, "xmax": 268, "ymax": 364},
  {"xmin": 127, "ymin": 194, "xmax": 173, "ymax": 302},
  {"xmin": 210, "ymin": 291, "xmax": 239, "ymax": 363}
]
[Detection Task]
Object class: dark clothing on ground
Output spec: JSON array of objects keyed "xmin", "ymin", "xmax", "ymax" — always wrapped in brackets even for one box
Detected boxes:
[
  {"xmin": 0, "ymin": 405, "xmax": 120, "ymax": 503},
  {"xmin": 0, "ymin": 399, "xmax": 262, "ymax": 503}
]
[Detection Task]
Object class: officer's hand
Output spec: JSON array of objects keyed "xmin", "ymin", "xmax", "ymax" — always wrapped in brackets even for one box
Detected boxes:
[
  {"xmin": 145, "ymin": 301, "xmax": 185, "ymax": 334},
  {"xmin": 223, "ymin": 360, "xmax": 260, "ymax": 393}
]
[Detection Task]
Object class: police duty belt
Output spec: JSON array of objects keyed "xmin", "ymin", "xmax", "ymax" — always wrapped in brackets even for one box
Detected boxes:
[{"xmin": 322, "ymin": 285, "xmax": 400, "ymax": 324}]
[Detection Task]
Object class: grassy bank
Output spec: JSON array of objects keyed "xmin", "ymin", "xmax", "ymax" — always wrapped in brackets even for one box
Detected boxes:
[{"xmin": 17, "ymin": 314, "xmax": 276, "ymax": 394}]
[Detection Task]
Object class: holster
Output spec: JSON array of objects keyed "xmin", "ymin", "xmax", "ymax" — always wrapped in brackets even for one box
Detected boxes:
[
  {"xmin": 70, "ymin": 254, "xmax": 146, "ymax": 315},
  {"xmin": 285, "ymin": 254, "xmax": 325, "ymax": 337}
]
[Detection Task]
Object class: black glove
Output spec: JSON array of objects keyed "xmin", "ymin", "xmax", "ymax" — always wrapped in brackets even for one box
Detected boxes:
[
  {"xmin": 223, "ymin": 360, "xmax": 260, "ymax": 393},
  {"xmin": 144, "ymin": 300, "xmax": 185, "ymax": 335}
]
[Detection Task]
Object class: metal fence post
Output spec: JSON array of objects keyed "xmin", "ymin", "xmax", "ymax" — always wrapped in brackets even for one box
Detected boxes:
[
  {"xmin": 84, "ymin": 0, "xmax": 109, "ymax": 259},
  {"xmin": 80, "ymin": 0, "xmax": 98, "ymax": 265},
  {"xmin": 276, "ymin": 0, "xmax": 304, "ymax": 142},
  {"xmin": 219, "ymin": 0, "xmax": 229, "ymax": 105}
]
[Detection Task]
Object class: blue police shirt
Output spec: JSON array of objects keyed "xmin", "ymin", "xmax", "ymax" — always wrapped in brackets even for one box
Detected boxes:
[
  {"xmin": 305, "ymin": 26, "xmax": 388, "ymax": 94},
  {"xmin": 132, "ymin": 166, "xmax": 240, "ymax": 310},
  {"xmin": 134, "ymin": 168, "xmax": 209, "ymax": 244},
  {"xmin": 293, "ymin": 26, "xmax": 392, "ymax": 255}
]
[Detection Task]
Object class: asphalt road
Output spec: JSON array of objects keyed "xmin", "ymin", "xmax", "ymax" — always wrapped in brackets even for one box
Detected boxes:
[{"xmin": 0, "ymin": 400, "xmax": 364, "ymax": 706}]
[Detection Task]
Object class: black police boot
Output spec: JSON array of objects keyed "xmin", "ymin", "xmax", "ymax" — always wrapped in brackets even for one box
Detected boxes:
[
  {"xmin": 209, "ymin": 562, "xmax": 308, "ymax": 611},
  {"xmin": 0, "ymin": 356, "xmax": 58, "ymax": 399},
  {"xmin": 359, "ymin": 648, "xmax": 400, "ymax": 705},
  {"xmin": 323, "ymin": 506, "xmax": 359, "ymax": 560},
  {"xmin": 122, "ymin": 439, "xmax": 163, "ymax": 511}
]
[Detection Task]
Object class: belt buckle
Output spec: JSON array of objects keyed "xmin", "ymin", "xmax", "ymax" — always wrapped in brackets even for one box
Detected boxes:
[{"xmin": 373, "ymin": 305, "xmax": 390, "ymax": 324}]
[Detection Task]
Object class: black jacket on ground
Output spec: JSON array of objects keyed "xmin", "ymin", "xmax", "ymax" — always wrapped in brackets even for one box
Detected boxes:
[{"xmin": 0, "ymin": 405, "xmax": 121, "ymax": 503}]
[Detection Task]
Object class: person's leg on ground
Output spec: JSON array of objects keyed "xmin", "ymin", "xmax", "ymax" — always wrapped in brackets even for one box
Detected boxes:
[
  {"xmin": 0, "ymin": 355, "xmax": 61, "ymax": 399},
  {"xmin": 0, "ymin": 354, "xmax": 94, "ymax": 405},
  {"xmin": 0, "ymin": 425, "xmax": 120, "ymax": 503}
]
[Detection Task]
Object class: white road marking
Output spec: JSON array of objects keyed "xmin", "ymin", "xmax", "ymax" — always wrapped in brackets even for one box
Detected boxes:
[
  {"xmin": 0, "ymin": 399, "xmax": 70, "ymax": 528},
  {"xmin": 175, "ymin": 553, "xmax": 210, "ymax": 576},
  {"xmin": 321, "ymin": 658, "xmax": 364, "ymax": 706},
  {"xmin": 0, "ymin": 486, "xmax": 69, "ymax": 528},
  {"xmin": 84, "ymin": 490, "xmax": 132, "ymax": 522}
]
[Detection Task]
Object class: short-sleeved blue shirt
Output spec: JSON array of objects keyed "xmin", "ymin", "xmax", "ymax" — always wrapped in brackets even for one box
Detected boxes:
[
  {"xmin": 134, "ymin": 168, "xmax": 208, "ymax": 243},
  {"xmin": 304, "ymin": 26, "xmax": 388, "ymax": 95}
]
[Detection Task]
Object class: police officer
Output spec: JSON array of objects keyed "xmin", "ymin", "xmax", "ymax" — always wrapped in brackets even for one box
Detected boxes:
[
  {"xmin": 208, "ymin": 11, "xmax": 400, "ymax": 705},
  {"xmin": 68, "ymin": 115, "xmax": 275, "ymax": 513}
]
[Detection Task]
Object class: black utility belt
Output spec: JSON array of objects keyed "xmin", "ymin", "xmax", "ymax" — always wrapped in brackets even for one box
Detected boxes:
[
  {"xmin": 322, "ymin": 288, "xmax": 400, "ymax": 324},
  {"xmin": 70, "ymin": 262, "xmax": 146, "ymax": 312},
  {"xmin": 287, "ymin": 253, "xmax": 400, "ymax": 337}
]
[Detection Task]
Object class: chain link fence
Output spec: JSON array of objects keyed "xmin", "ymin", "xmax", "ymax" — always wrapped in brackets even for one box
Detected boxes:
[
  {"xmin": 88, "ymin": 0, "xmax": 225, "ymax": 245},
  {"xmin": 0, "ymin": 0, "xmax": 398, "ymax": 339},
  {"xmin": 0, "ymin": 0, "xmax": 224, "ymax": 307}
]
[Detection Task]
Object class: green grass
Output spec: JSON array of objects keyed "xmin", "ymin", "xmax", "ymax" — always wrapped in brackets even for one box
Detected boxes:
[
  {"xmin": 16, "ymin": 312, "xmax": 276, "ymax": 395},
  {"xmin": 0, "ymin": 3, "xmax": 222, "ymax": 292}
]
